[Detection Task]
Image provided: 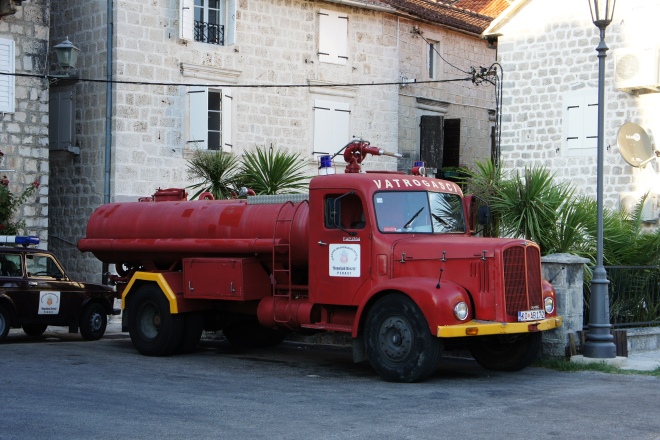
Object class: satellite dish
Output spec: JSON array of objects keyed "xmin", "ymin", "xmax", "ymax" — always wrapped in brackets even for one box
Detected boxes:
[{"xmin": 617, "ymin": 122, "xmax": 654, "ymax": 167}]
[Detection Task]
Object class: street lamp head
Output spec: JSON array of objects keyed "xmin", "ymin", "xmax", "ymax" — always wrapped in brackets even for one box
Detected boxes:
[
  {"xmin": 589, "ymin": 0, "xmax": 616, "ymax": 29},
  {"xmin": 53, "ymin": 37, "xmax": 80, "ymax": 70}
]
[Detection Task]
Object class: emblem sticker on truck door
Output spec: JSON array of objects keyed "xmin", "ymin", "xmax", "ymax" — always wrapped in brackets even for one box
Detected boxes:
[{"xmin": 329, "ymin": 244, "xmax": 360, "ymax": 277}]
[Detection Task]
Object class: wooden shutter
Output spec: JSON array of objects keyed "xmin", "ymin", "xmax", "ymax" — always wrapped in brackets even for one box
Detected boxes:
[
  {"xmin": 226, "ymin": 0, "xmax": 236, "ymax": 45},
  {"xmin": 221, "ymin": 88, "xmax": 232, "ymax": 152},
  {"xmin": 179, "ymin": 0, "xmax": 194, "ymax": 41},
  {"xmin": 420, "ymin": 115, "xmax": 444, "ymax": 170},
  {"xmin": 0, "ymin": 38, "xmax": 15, "ymax": 113},
  {"xmin": 313, "ymin": 100, "xmax": 350, "ymax": 154},
  {"xmin": 188, "ymin": 86, "xmax": 208, "ymax": 148},
  {"xmin": 318, "ymin": 10, "xmax": 348, "ymax": 65},
  {"xmin": 49, "ymin": 87, "xmax": 74, "ymax": 151},
  {"xmin": 563, "ymin": 89, "xmax": 597, "ymax": 156}
]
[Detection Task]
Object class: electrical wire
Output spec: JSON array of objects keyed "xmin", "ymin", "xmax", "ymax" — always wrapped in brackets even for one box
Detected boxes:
[{"xmin": 3, "ymin": 71, "xmax": 473, "ymax": 88}]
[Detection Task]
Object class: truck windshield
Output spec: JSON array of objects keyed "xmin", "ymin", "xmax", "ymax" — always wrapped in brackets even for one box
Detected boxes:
[{"xmin": 374, "ymin": 191, "xmax": 465, "ymax": 234}]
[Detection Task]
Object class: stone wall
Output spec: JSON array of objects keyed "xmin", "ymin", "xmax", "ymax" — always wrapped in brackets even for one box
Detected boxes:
[
  {"xmin": 0, "ymin": 0, "xmax": 49, "ymax": 246},
  {"xmin": 396, "ymin": 16, "xmax": 497, "ymax": 172},
  {"xmin": 495, "ymin": 0, "xmax": 660, "ymax": 211}
]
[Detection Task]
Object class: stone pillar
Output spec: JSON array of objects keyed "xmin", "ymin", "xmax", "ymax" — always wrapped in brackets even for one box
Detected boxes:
[{"xmin": 541, "ymin": 253, "xmax": 590, "ymax": 358}]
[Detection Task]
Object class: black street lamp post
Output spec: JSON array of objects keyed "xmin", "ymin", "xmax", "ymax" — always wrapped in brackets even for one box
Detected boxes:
[{"xmin": 583, "ymin": 0, "xmax": 617, "ymax": 358}]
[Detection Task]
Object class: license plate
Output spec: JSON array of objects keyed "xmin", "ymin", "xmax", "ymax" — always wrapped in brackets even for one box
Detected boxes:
[{"xmin": 518, "ymin": 309, "xmax": 545, "ymax": 322}]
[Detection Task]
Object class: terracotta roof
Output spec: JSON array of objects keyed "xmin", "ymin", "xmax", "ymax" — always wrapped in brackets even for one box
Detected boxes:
[
  {"xmin": 377, "ymin": 0, "xmax": 498, "ymax": 34},
  {"xmin": 452, "ymin": 0, "xmax": 511, "ymax": 18}
]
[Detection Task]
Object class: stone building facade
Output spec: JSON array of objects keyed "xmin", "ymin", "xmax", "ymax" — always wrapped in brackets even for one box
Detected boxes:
[
  {"xmin": 485, "ymin": 0, "xmax": 660, "ymax": 213},
  {"xmin": 49, "ymin": 0, "xmax": 499, "ymax": 282},
  {"xmin": 0, "ymin": 0, "xmax": 49, "ymax": 245}
]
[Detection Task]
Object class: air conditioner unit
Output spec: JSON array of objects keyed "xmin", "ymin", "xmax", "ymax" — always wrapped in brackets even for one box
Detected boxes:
[
  {"xmin": 619, "ymin": 192, "xmax": 659, "ymax": 223},
  {"xmin": 614, "ymin": 47, "xmax": 660, "ymax": 93}
]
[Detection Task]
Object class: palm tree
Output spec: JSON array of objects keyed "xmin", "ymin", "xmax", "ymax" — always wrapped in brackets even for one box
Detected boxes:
[
  {"xmin": 186, "ymin": 149, "xmax": 242, "ymax": 200},
  {"xmin": 240, "ymin": 146, "xmax": 310, "ymax": 195}
]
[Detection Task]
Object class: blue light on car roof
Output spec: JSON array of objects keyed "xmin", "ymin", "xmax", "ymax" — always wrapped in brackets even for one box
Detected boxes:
[{"xmin": 0, "ymin": 235, "xmax": 40, "ymax": 245}]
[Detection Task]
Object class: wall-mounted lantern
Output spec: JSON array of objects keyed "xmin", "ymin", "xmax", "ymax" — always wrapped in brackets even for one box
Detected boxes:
[{"xmin": 52, "ymin": 37, "xmax": 80, "ymax": 77}]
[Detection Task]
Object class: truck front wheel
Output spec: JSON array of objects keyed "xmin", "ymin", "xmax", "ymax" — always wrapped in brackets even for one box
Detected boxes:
[
  {"xmin": 364, "ymin": 294, "xmax": 442, "ymax": 383},
  {"xmin": 468, "ymin": 332, "xmax": 542, "ymax": 371},
  {"xmin": 129, "ymin": 285, "xmax": 184, "ymax": 356}
]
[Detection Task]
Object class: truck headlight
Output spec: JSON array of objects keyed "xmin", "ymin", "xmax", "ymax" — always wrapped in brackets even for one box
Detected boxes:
[
  {"xmin": 454, "ymin": 302, "xmax": 469, "ymax": 321},
  {"xmin": 544, "ymin": 297, "xmax": 555, "ymax": 314}
]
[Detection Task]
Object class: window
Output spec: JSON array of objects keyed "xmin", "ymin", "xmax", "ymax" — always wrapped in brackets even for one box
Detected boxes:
[
  {"xmin": 26, "ymin": 254, "xmax": 65, "ymax": 279},
  {"xmin": 428, "ymin": 41, "xmax": 440, "ymax": 80},
  {"xmin": 318, "ymin": 9, "xmax": 348, "ymax": 65},
  {"xmin": 49, "ymin": 86, "xmax": 76, "ymax": 152},
  {"xmin": 180, "ymin": 0, "xmax": 236, "ymax": 45},
  {"xmin": 562, "ymin": 88, "xmax": 597, "ymax": 156},
  {"xmin": 0, "ymin": 253, "xmax": 21, "ymax": 277},
  {"xmin": 313, "ymin": 99, "xmax": 350, "ymax": 156},
  {"xmin": 187, "ymin": 86, "xmax": 232, "ymax": 151},
  {"xmin": 374, "ymin": 191, "xmax": 465, "ymax": 234},
  {"xmin": 0, "ymin": 38, "xmax": 14, "ymax": 113},
  {"xmin": 325, "ymin": 193, "xmax": 365, "ymax": 230}
]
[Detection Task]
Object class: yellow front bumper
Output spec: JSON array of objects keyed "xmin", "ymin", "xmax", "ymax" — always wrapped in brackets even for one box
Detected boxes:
[{"xmin": 437, "ymin": 316, "xmax": 563, "ymax": 338}]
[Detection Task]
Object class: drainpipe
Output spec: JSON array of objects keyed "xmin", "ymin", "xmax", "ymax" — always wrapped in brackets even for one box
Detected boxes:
[{"xmin": 102, "ymin": 0, "xmax": 113, "ymax": 284}]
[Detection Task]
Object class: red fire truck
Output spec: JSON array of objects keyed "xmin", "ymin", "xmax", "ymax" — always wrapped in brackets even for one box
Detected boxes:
[{"xmin": 78, "ymin": 140, "xmax": 561, "ymax": 382}]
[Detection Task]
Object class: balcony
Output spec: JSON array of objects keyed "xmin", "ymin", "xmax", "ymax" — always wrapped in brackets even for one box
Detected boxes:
[{"xmin": 194, "ymin": 21, "xmax": 225, "ymax": 46}]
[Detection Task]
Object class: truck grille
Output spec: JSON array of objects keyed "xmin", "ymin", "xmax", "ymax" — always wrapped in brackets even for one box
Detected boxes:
[{"xmin": 503, "ymin": 245, "xmax": 543, "ymax": 318}]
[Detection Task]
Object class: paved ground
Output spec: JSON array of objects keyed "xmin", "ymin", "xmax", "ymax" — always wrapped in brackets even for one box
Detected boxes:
[{"xmin": 105, "ymin": 317, "xmax": 660, "ymax": 371}]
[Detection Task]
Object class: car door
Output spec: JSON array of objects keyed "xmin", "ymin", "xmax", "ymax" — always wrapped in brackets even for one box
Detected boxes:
[
  {"xmin": 0, "ymin": 251, "xmax": 33, "ymax": 322},
  {"xmin": 24, "ymin": 253, "xmax": 81, "ymax": 326}
]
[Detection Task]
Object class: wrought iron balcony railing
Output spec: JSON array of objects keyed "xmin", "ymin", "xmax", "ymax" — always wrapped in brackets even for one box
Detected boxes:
[{"xmin": 194, "ymin": 21, "xmax": 224, "ymax": 45}]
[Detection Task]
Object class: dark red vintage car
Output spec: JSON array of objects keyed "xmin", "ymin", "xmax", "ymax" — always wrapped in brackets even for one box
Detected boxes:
[{"xmin": 0, "ymin": 237, "xmax": 118, "ymax": 341}]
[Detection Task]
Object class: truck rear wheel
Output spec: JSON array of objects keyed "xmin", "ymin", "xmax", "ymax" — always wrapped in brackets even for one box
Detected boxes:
[
  {"xmin": 468, "ymin": 332, "xmax": 542, "ymax": 371},
  {"xmin": 129, "ymin": 285, "xmax": 184, "ymax": 356},
  {"xmin": 364, "ymin": 294, "xmax": 442, "ymax": 383}
]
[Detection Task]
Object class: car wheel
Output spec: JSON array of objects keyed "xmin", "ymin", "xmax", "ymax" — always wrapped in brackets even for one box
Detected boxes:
[
  {"xmin": 128, "ymin": 285, "xmax": 184, "ymax": 356},
  {"xmin": 80, "ymin": 303, "xmax": 108, "ymax": 341},
  {"xmin": 23, "ymin": 324, "xmax": 48, "ymax": 337},
  {"xmin": 364, "ymin": 294, "xmax": 442, "ymax": 383},
  {"xmin": 0, "ymin": 304, "xmax": 10, "ymax": 341},
  {"xmin": 468, "ymin": 332, "xmax": 542, "ymax": 371}
]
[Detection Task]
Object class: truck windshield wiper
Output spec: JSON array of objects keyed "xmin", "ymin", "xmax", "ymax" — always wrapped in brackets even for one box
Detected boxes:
[{"xmin": 403, "ymin": 207, "xmax": 425, "ymax": 229}]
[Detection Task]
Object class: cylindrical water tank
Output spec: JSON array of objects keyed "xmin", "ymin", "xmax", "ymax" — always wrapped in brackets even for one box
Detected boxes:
[{"xmin": 78, "ymin": 198, "xmax": 310, "ymax": 267}]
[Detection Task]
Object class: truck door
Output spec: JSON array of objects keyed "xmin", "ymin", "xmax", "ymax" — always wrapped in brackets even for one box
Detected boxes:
[{"xmin": 309, "ymin": 191, "xmax": 371, "ymax": 305}]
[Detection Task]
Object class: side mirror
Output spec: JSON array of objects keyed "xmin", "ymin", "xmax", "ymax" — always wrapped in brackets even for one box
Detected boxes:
[{"xmin": 477, "ymin": 205, "xmax": 491, "ymax": 226}]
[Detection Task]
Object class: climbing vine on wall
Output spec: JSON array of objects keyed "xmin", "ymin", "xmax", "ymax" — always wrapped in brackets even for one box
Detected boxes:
[{"xmin": 0, "ymin": 151, "xmax": 39, "ymax": 235}]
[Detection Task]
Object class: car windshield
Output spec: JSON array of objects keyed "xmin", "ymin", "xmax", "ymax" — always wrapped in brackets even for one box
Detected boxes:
[{"xmin": 374, "ymin": 191, "xmax": 465, "ymax": 234}]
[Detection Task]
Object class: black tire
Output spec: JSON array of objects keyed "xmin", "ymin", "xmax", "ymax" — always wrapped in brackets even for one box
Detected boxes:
[
  {"xmin": 0, "ymin": 304, "xmax": 10, "ymax": 341},
  {"xmin": 23, "ymin": 324, "xmax": 48, "ymax": 337},
  {"xmin": 468, "ymin": 332, "xmax": 542, "ymax": 371},
  {"xmin": 177, "ymin": 312, "xmax": 204, "ymax": 354},
  {"xmin": 128, "ymin": 285, "xmax": 184, "ymax": 356},
  {"xmin": 364, "ymin": 294, "xmax": 442, "ymax": 383},
  {"xmin": 223, "ymin": 318, "xmax": 287, "ymax": 350},
  {"xmin": 80, "ymin": 303, "xmax": 108, "ymax": 341}
]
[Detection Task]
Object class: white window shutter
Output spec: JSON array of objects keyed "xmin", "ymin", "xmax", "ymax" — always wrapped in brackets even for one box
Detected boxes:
[
  {"xmin": 313, "ymin": 100, "xmax": 350, "ymax": 154},
  {"xmin": 188, "ymin": 86, "xmax": 208, "ymax": 149},
  {"xmin": 221, "ymin": 88, "xmax": 233, "ymax": 153},
  {"xmin": 0, "ymin": 38, "xmax": 15, "ymax": 113},
  {"xmin": 318, "ymin": 11, "xmax": 332, "ymax": 64},
  {"xmin": 226, "ymin": 0, "xmax": 236, "ymax": 45},
  {"xmin": 336, "ymin": 14, "xmax": 348, "ymax": 62},
  {"xmin": 318, "ymin": 10, "xmax": 347, "ymax": 65},
  {"xmin": 562, "ymin": 88, "xmax": 598, "ymax": 156},
  {"xmin": 179, "ymin": 0, "xmax": 194, "ymax": 41}
]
